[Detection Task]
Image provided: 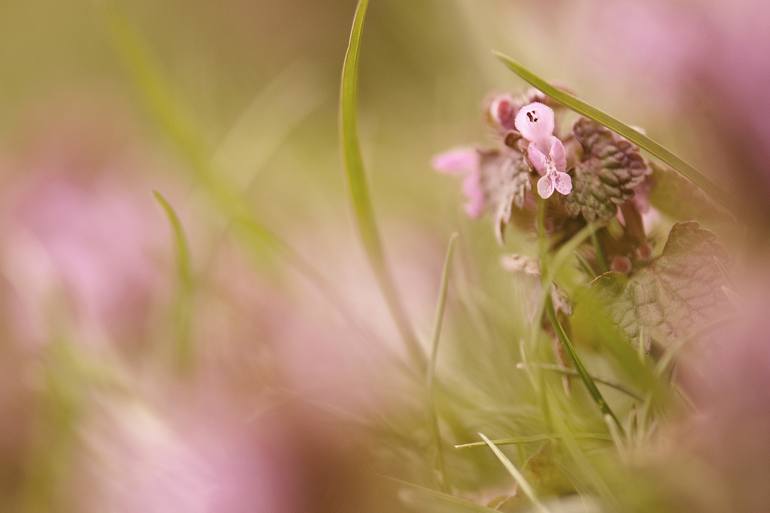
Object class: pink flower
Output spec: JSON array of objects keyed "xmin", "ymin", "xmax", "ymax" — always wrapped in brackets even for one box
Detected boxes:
[
  {"xmin": 488, "ymin": 94, "xmax": 516, "ymax": 131},
  {"xmin": 432, "ymin": 148, "xmax": 485, "ymax": 218},
  {"xmin": 515, "ymin": 102, "xmax": 572, "ymax": 199}
]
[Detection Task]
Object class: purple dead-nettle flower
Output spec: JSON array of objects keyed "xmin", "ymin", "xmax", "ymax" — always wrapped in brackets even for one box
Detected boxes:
[
  {"xmin": 515, "ymin": 102, "xmax": 572, "ymax": 199},
  {"xmin": 488, "ymin": 94, "xmax": 517, "ymax": 131},
  {"xmin": 432, "ymin": 147, "xmax": 485, "ymax": 218}
]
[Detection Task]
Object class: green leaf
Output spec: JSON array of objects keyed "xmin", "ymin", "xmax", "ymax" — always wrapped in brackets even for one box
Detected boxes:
[
  {"xmin": 648, "ymin": 162, "xmax": 728, "ymax": 223},
  {"xmin": 592, "ymin": 222, "xmax": 731, "ymax": 349},
  {"xmin": 340, "ymin": 0, "xmax": 425, "ymax": 369},
  {"xmin": 493, "ymin": 52, "xmax": 731, "ymax": 212},
  {"xmin": 153, "ymin": 191, "xmax": 195, "ymax": 369}
]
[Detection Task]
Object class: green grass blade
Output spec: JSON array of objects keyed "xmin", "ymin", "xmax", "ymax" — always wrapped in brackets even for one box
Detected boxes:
[
  {"xmin": 106, "ymin": 8, "xmax": 420, "ymax": 381},
  {"xmin": 478, "ymin": 433, "xmax": 552, "ymax": 513},
  {"xmin": 153, "ymin": 191, "xmax": 195, "ymax": 369},
  {"xmin": 516, "ymin": 363, "xmax": 642, "ymax": 401},
  {"xmin": 493, "ymin": 52, "xmax": 730, "ymax": 211},
  {"xmin": 426, "ymin": 233, "xmax": 458, "ymax": 492},
  {"xmin": 546, "ymin": 300, "xmax": 624, "ymax": 433},
  {"xmin": 454, "ymin": 433, "xmax": 612, "ymax": 449},
  {"xmin": 340, "ymin": 0, "xmax": 425, "ymax": 370}
]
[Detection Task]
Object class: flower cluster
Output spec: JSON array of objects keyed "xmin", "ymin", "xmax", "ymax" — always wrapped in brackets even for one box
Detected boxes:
[{"xmin": 433, "ymin": 88, "xmax": 656, "ymax": 274}]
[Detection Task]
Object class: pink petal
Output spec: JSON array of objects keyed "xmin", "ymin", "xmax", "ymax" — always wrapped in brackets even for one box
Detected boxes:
[
  {"xmin": 553, "ymin": 172, "xmax": 573, "ymax": 195},
  {"xmin": 537, "ymin": 174, "xmax": 555, "ymax": 199},
  {"xmin": 514, "ymin": 102, "xmax": 555, "ymax": 145},
  {"xmin": 549, "ymin": 137, "xmax": 567, "ymax": 172},
  {"xmin": 431, "ymin": 148, "xmax": 478, "ymax": 175},
  {"xmin": 527, "ymin": 142, "xmax": 548, "ymax": 174},
  {"xmin": 489, "ymin": 95, "xmax": 516, "ymax": 129},
  {"xmin": 461, "ymin": 171, "xmax": 485, "ymax": 218}
]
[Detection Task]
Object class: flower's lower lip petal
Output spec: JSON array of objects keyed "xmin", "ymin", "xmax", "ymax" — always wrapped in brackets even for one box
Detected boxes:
[
  {"xmin": 537, "ymin": 175, "xmax": 555, "ymax": 199},
  {"xmin": 554, "ymin": 172, "xmax": 573, "ymax": 195}
]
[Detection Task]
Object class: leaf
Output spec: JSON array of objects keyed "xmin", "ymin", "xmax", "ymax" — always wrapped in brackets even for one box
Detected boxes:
[
  {"xmin": 340, "ymin": 0, "xmax": 425, "ymax": 369},
  {"xmin": 153, "ymin": 191, "xmax": 195, "ymax": 369},
  {"xmin": 648, "ymin": 162, "xmax": 728, "ymax": 223},
  {"xmin": 592, "ymin": 222, "xmax": 731, "ymax": 349},
  {"xmin": 564, "ymin": 118, "xmax": 649, "ymax": 223},
  {"xmin": 493, "ymin": 52, "xmax": 731, "ymax": 212},
  {"xmin": 482, "ymin": 150, "xmax": 531, "ymax": 244}
]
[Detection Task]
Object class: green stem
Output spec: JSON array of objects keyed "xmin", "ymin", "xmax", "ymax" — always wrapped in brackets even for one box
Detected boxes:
[{"xmin": 591, "ymin": 231, "xmax": 608, "ymax": 273}]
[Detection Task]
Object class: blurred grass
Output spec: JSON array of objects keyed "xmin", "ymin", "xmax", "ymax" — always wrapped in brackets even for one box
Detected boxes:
[
  {"xmin": 153, "ymin": 191, "xmax": 195, "ymax": 370},
  {"xmin": 340, "ymin": 0, "xmax": 425, "ymax": 370}
]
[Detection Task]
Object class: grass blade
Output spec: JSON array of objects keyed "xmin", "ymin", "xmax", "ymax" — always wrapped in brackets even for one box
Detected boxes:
[
  {"xmin": 426, "ymin": 233, "xmax": 458, "ymax": 491},
  {"xmin": 478, "ymin": 433, "xmax": 552, "ymax": 513},
  {"xmin": 153, "ymin": 191, "xmax": 195, "ymax": 369},
  {"xmin": 493, "ymin": 52, "xmax": 730, "ymax": 211},
  {"xmin": 546, "ymin": 299, "xmax": 624, "ymax": 433},
  {"xmin": 454, "ymin": 433, "xmax": 612, "ymax": 449},
  {"xmin": 516, "ymin": 363, "xmax": 642, "ymax": 401},
  {"xmin": 340, "ymin": 0, "xmax": 425, "ymax": 369},
  {"xmin": 105, "ymin": 8, "xmax": 423, "ymax": 381}
]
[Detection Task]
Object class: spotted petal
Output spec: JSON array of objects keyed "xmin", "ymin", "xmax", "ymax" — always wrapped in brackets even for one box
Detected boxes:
[
  {"xmin": 514, "ymin": 102, "xmax": 555, "ymax": 146},
  {"xmin": 537, "ymin": 174, "xmax": 555, "ymax": 199},
  {"xmin": 553, "ymin": 171, "xmax": 572, "ymax": 195}
]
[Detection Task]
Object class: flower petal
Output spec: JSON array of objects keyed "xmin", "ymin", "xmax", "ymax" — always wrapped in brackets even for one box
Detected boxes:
[
  {"xmin": 549, "ymin": 136, "xmax": 567, "ymax": 172},
  {"xmin": 514, "ymin": 102, "xmax": 555, "ymax": 145},
  {"xmin": 537, "ymin": 174, "xmax": 555, "ymax": 199},
  {"xmin": 489, "ymin": 95, "xmax": 516, "ymax": 130},
  {"xmin": 553, "ymin": 172, "xmax": 573, "ymax": 195},
  {"xmin": 431, "ymin": 148, "xmax": 478, "ymax": 175},
  {"xmin": 462, "ymin": 170, "xmax": 485, "ymax": 218},
  {"xmin": 527, "ymin": 142, "xmax": 548, "ymax": 174}
]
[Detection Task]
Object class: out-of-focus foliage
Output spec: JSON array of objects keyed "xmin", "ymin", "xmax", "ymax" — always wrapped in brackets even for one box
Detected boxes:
[{"xmin": 1, "ymin": 1, "xmax": 769, "ymax": 513}]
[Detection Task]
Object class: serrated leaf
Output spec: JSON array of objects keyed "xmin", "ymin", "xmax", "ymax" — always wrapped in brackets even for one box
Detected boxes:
[
  {"xmin": 592, "ymin": 222, "xmax": 730, "ymax": 349},
  {"xmin": 564, "ymin": 163, "xmax": 621, "ymax": 223},
  {"xmin": 565, "ymin": 119, "xmax": 649, "ymax": 223}
]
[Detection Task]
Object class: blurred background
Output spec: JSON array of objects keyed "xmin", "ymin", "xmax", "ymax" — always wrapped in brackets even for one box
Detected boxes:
[{"xmin": 1, "ymin": 0, "xmax": 768, "ymax": 512}]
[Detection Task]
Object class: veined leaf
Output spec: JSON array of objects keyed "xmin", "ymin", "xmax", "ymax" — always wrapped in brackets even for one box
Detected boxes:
[
  {"xmin": 592, "ymin": 222, "xmax": 731, "ymax": 350},
  {"xmin": 493, "ymin": 52, "xmax": 731, "ymax": 211},
  {"xmin": 340, "ymin": 0, "xmax": 425, "ymax": 369}
]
